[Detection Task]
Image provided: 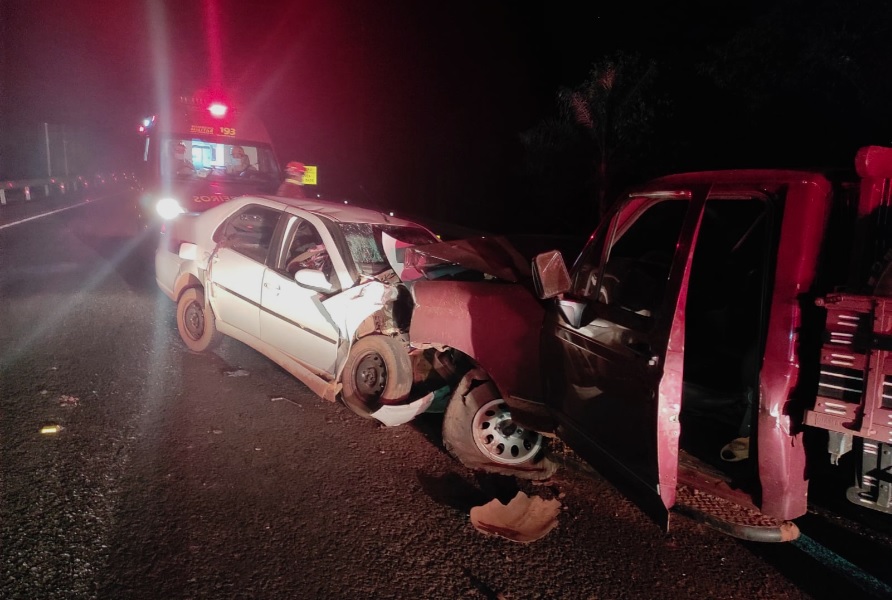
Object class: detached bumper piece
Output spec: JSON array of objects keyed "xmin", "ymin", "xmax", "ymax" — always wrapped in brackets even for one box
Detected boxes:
[{"xmin": 674, "ymin": 485, "xmax": 800, "ymax": 543}]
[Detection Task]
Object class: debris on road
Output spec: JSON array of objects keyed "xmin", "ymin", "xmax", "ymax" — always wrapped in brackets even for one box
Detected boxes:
[
  {"xmin": 59, "ymin": 394, "xmax": 79, "ymax": 407},
  {"xmin": 223, "ymin": 368, "xmax": 250, "ymax": 377},
  {"xmin": 40, "ymin": 424, "xmax": 63, "ymax": 435},
  {"xmin": 270, "ymin": 396, "xmax": 302, "ymax": 407},
  {"xmin": 370, "ymin": 391, "xmax": 435, "ymax": 427},
  {"xmin": 470, "ymin": 491, "xmax": 561, "ymax": 543}
]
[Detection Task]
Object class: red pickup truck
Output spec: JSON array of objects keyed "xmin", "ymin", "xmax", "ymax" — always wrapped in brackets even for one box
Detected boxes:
[{"xmin": 513, "ymin": 145, "xmax": 892, "ymax": 540}]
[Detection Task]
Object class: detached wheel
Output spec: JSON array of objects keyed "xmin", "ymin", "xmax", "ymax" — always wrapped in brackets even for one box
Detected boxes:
[
  {"xmin": 176, "ymin": 287, "xmax": 222, "ymax": 352},
  {"xmin": 341, "ymin": 335, "xmax": 413, "ymax": 419},
  {"xmin": 443, "ymin": 378, "xmax": 556, "ymax": 480}
]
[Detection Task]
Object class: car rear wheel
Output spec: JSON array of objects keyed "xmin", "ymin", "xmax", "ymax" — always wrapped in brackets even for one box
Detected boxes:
[
  {"xmin": 176, "ymin": 287, "xmax": 222, "ymax": 352},
  {"xmin": 442, "ymin": 379, "xmax": 556, "ymax": 480},
  {"xmin": 341, "ymin": 335, "xmax": 413, "ymax": 419}
]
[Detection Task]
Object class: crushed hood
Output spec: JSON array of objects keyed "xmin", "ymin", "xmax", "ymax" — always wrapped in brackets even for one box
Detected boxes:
[{"xmin": 402, "ymin": 236, "xmax": 532, "ymax": 283}]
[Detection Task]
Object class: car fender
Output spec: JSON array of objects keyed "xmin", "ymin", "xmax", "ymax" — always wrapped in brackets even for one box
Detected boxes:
[
  {"xmin": 408, "ymin": 280, "xmax": 545, "ymax": 401},
  {"xmin": 174, "ymin": 270, "xmax": 204, "ymax": 301}
]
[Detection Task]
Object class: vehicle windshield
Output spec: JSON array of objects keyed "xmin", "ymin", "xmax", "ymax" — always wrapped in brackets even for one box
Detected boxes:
[
  {"xmin": 337, "ymin": 223, "xmax": 438, "ymax": 276},
  {"xmin": 163, "ymin": 137, "xmax": 281, "ymax": 183}
]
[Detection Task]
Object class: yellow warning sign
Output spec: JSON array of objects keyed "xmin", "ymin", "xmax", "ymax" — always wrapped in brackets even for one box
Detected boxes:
[{"xmin": 302, "ymin": 165, "xmax": 318, "ymax": 186}]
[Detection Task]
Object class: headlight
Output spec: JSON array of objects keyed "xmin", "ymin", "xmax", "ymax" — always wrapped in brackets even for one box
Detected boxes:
[{"xmin": 156, "ymin": 197, "xmax": 186, "ymax": 220}]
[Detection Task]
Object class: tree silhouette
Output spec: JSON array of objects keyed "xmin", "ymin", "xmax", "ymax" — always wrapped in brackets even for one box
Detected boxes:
[{"xmin": 521, "ymin": 52, "xmax": 667, "ymax": 230}]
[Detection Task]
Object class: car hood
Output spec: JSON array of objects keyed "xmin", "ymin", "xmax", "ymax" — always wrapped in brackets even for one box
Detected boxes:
[{"xmin": 400, "ymin": 236, "xmax": 532, "ymax": 283}]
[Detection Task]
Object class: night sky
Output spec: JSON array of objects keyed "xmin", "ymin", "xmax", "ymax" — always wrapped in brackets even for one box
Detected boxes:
[{"xmin": 2, "ymin": 0, "xmax": 891, "ymax": 233}]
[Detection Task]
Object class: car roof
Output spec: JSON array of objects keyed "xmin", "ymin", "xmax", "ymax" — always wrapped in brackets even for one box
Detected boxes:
[{"xmin": 236, "ymin": 194, "xmax": 428, "ymax": 228}]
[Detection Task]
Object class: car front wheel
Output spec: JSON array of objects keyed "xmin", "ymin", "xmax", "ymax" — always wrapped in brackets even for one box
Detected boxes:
[
  {"xmin": 341, "ymin": 335, "xmax": 413, "ymax": 419},
  {"xmin": 176, "ymin": 287, "xmax": 222, "ymax": 352},
  {"xmin": 442, "ymin": 376, "xmax": 556, "ymax": 480}
]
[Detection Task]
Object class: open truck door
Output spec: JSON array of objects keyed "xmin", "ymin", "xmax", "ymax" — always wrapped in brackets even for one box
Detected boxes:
[{"xmin": 536, "ymin": 188, "xmax": 708, "ymax": 529}]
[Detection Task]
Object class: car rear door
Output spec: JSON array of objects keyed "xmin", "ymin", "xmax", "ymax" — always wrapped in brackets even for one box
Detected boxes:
[
  {"xmin": 209, "ymin": 204, "xmax": 283, "ymax": 338},
  {"xmin": 541, "ymin": 189, "xmax": 706, "ymax": 529}
]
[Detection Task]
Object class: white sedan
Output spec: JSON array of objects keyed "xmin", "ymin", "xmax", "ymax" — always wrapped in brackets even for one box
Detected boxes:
[
  {"xmin": 155, "ymin": 194, "xmax": 438, "ymax": 409},
  {"xmin": 155, "ymin": 194, "xmax": 556, "ymax": 479}
]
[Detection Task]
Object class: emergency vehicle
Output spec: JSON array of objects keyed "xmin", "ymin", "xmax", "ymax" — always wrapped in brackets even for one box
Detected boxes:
[{"xmin": 135, "ymin": 94, "xmax": 281, "ymax": 227}]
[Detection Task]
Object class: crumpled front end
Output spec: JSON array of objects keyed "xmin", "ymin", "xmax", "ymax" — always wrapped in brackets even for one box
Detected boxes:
[{"xmin": 407, "ymin": 279, "xmax": 545, "ymax": 404}]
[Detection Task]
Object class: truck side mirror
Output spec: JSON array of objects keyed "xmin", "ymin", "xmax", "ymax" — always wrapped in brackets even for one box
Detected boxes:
[{"xmin": 532, "ymin": 250, "xmax": 572, "ymax": 299}]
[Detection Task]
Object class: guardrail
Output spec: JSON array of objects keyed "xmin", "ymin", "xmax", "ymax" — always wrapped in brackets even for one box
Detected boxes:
[{"xmin": 0, "ymin": 173, "xmax": 137, "ymax": 206}]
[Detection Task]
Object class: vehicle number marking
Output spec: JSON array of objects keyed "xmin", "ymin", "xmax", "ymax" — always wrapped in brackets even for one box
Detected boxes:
[{"xmin": 219, "ymin": 127, "xmax": 236, "ymax": 136}]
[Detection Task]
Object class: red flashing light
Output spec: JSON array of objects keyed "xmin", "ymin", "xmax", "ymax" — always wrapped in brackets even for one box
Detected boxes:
[
  {"xmin": 138, "ymin": 125, "xmax": 145, "ymax": 132},
  {"xmin": 208, "ymin": 102, "xmax": 228, "ymax": 118}
]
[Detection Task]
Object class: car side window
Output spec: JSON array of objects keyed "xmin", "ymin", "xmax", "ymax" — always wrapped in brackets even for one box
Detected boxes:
[
  {"xmin": 220, "ymin": 205, "xmax": 282, "ymax": 263},
  {"xmin": 571, "ymin": 198, "xmax": 689, "ymax": 318},
  {"xmin": 281, "ymin": 217, "xmax": 333, "ymax": 280}
]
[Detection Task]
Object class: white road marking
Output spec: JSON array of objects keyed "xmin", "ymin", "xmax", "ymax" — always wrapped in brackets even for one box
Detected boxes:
[{"xmin": 0, "ymin": 200, "xmax": 94, "ymax": 230}]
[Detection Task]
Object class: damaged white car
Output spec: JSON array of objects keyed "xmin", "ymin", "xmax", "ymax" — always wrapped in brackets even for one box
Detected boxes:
[{"xmin": 155, "ymin": 195, "xmax": 556, "ymax": 479}]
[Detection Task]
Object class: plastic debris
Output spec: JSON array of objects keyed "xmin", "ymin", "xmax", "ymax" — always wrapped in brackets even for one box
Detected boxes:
[
  {"xmin": 223, "ymin": 368, "xmax": 250, "ymax": 377},
  {"xmin": 59, "ymin": 394, "xmax": 79, "ymax": 407},
  {"xmin": 40, "ymin": 425, "xmax": 62, "ymax": 435},
  {"xmin": 370, "ymin": 392, "xmax": 435, "ymax": 427},
  {"xmin": 470, "ymin": 491, "xmax": 561, "ymax": 543}
]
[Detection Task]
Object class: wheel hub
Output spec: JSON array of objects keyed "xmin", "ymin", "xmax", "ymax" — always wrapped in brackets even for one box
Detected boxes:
[
  {"xmin": 184, "ymin": 301, "xmax": 205, "ymax": 340},
  {"xmin": 355, "ymin": 353, "xmax": 386, "ymax": 397},
  {"xmin": 471, "ymin": 399, "xmax": 543, "ymax": 465}
]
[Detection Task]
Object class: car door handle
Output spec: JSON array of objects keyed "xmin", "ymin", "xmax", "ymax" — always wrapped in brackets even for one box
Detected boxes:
[{"xmin": 263, "ymin": 282, "xmax": 281, "ymax": 293}]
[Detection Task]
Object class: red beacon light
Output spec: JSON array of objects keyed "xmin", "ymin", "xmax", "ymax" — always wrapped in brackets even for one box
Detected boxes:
[{"xmin": 208, "ymin": 102, "xmax": 228, "ymax": 118}]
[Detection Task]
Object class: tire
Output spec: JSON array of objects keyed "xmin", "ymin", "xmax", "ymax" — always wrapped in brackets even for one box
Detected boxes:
[
  {"xmin": 341, "ymin": 335, "xmax": 413, "ymax": 419},
  {"xmin": 442, "ymin": 375, "xmax": 556, "ymax": 480},
  {"xmin": 176, "ymin": 287, "xmax": 222, "ymax": 352}
]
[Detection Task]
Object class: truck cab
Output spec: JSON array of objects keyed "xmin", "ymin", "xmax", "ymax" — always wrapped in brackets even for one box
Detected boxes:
[
  {"xmin": 136, "ymin": 94, "xmax": 282, "ymax": 229},
  {"xmin": 529, "ymin": 145, "xmax": 892, "ymax": 540}
]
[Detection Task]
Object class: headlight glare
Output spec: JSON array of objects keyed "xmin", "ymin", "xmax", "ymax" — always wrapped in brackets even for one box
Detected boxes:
[{"xmin": 156, "ymin": 197, "xmax": 186, "ymax": 220}]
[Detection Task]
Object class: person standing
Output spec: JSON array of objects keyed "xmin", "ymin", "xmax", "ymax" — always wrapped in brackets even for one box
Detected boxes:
[{"xmin": 278, "ymin": 161, "xmax": 308, "ymax": 198}]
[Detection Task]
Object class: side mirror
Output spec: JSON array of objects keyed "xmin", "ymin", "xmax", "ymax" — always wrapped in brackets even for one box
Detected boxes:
[
  {"xmin": 532, "ymin": 250, "xmax": 572, "ymax": 299},
  {"xmin": 294, "ymin": 268, "xmax": 337, "ymax": 294},
  {"xmin": 178, "ymin": 242, "xmax": 198, "ymax": 260}
]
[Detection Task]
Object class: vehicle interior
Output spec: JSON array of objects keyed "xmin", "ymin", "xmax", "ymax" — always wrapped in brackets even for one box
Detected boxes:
[
  {"xmin": 680, "ymin": 196, "xmax": 772, "ymax": 491},
  {"xmin": 164, "ymin": 137, "xmax": 280, "ymax": 181},
  {"xmin": 285, "ymin": 219, "xmax": 331, "ymax": 278}
]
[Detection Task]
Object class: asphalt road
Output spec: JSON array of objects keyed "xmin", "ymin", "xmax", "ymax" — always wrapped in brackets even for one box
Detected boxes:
[{"xmin": 1, "ymin": 188, "xmax": 891, "ymax": 599}]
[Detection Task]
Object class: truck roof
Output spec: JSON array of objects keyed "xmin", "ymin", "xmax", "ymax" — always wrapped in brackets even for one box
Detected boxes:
[
  {"xmin": 640, "ymin": 168, "xmax": 835, "ymax": 194},
  {"xmin": 156, "ymin": 100, "xmax": 273, "ymax": 145}
]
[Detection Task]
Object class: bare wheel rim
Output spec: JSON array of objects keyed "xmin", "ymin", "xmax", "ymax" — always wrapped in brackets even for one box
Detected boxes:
[
  {"xmin": 183, "ymin": 299, "xmax": 205, "ymax": 341},
  {"xmin": 471, "ymin": 399, "xmax": 543, "ymax": 465},
  {"xmin": 353, "ymin": 352, "xmax": 387, "ymax": 403}
]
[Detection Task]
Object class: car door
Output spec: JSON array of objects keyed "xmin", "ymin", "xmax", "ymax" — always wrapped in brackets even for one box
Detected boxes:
[
  {"xmin": 209, "ymin": 204, "xmax": 283, "ymax": 339},
  {"xmin": 260, "ymin": 215, "xmax": 341, "ymax": 374},
  {"xmin": 541, "ymin": 189, "xmax": 706, "ymax": 529}
]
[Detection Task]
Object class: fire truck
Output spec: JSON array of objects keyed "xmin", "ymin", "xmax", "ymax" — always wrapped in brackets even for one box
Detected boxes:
[{"xmin": 135, "ymin": 93, "xmax": 281, "ymax": 228}]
